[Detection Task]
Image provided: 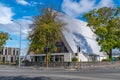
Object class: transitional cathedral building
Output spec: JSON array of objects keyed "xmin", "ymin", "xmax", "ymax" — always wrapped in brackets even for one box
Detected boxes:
[
  {"xmin": 29, "ymin": 15, "xmax": 107, "ymax": 62},
  {"xmin": 0, "ymin": 47, "xmax": 19, "ymax": 63}
]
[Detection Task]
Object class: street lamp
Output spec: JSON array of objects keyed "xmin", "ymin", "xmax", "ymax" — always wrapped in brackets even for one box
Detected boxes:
[
  {"xmin": 11, "ymin": 20, "xmax": 21, "ymax": 68},
  {"xmin": 73, "ymin": 38, "xmax": 81, "ymax": 69}
]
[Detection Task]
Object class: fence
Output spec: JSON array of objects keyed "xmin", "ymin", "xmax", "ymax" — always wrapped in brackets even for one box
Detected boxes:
[{"xmin": 24, "ymin": 61, "xmax": 120, "ymax": 69}]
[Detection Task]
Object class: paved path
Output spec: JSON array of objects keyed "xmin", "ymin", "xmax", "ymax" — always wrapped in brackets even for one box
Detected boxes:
[{"xmin": 0, "ymin": 65, "xmax": 119, "ymax": 80}]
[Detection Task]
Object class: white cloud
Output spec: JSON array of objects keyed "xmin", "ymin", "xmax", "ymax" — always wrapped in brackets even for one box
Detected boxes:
[
  {"xmin": 0, "ymin": 3, "xmax": 32, "ymax": 53},
  {"xmin": 16, "ymin": 19, "xmax": 32, "ymax": 38},
  {"xmin": 12, "ymin": 19, "xmax": 32, "ymax": 41},
  {"xmin": 0, "ymin": 3, "xmax": 31, "ymax": 55},
  {"xmin": 29, "ymin": 1, "xmax": 38, "ymax": 6},
  {"xmin": 0, "ymin": 18, "xmax": 32, "ymax": 49},
  {"xmin": 0, "ymin": 4, "xmax": 14, "ymax": 24},
  {"xmin": 97, "ymin": 0, "xmax": 115, "ymax": 8},
  {"xmin": 62, "ymin": 0, "xmax": 115, "ymax": 17},
  {"xmin": 62, "ymin": 0, "xmax": 95, "ymax": 17},
  {"xmin": 29, "ymin": 1, "xmax": 44, "ymax": 7},
  {"xmin": 16, "ymin": 0, "xmax": 30, "ymax": 5}
]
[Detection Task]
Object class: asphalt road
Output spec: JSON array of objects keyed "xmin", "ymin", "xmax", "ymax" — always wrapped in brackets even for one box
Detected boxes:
[{"xmin": 0, "ymin": 65, "xmax": 120, "ymax": 80}]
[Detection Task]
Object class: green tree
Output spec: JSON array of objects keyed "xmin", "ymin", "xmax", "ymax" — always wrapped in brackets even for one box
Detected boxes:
[
  {"xmin": 0, "ymin": 32, "xmax": 9, "ymax": 49},
  {"xmin": 84, "ymin": 7, "xmax": 120, "ymax": 59},
  {"xmin": 28, "ymin": 7, "xmax": 65, "ymax": 66}
]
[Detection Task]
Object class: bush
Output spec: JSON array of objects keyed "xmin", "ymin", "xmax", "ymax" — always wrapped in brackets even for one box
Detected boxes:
[
  {"xmin": 118, "ymin": 56, "xmax": 120, "ymax": 60},
  {"xmin": 72, "ymin": 57, "xmax": 78, "ymax": 62},
  {"xmin": 5, "ymin": 61, "xmax": 10, "ymax": 64},
  {"xmin": 102, "ymin": 58, "xmax": 111, "ymax": 61},
  {"xmin": 0, "ymin": 61, "xmax": 3, "ymax": 64},
  {"xmin": 115, "ymin": 56, "xmax": 120, "ymax": 61}
]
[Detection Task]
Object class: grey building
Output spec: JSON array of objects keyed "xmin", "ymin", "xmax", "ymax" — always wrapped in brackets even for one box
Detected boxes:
[{"xmin": 0, "ymin": 47, "xmax": 19, "ymax": 63}]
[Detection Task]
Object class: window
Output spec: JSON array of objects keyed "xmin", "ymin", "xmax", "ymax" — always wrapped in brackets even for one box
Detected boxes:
[
  {"xmin": 13, "ymin": 49, "xmax": 15, "ymax": 55},
  {"xmin": 16, "ymin": 50, "xmax": 19, "ymax": 55},
  {"xmin": 11, "ymin": 57, "xmax": 13, "ymax": 62},
  {"xmin": 5, "ymin": 49, "xmax": 7, "ymax": 55},
  {"xmin": 2, "ymin": 57, "xmax": 5, "ymax": 63},
  {"xmin": 0, "ymin": 49, "xmax": 3, "ymax": 55}
]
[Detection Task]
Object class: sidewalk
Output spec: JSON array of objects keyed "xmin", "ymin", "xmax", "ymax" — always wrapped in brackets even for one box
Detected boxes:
[
  {"xmin": 1, "ymin": 64, "xmax": 120, "ymax": 71},
  {"xmin": 20, "ymin": 66, "xmax": 67, "ymax": 70}
]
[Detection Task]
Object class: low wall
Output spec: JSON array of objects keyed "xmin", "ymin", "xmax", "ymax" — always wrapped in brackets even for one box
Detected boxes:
[{"xmin": 24, "ymin": 61, "xmax": 120, "ymax": 69}]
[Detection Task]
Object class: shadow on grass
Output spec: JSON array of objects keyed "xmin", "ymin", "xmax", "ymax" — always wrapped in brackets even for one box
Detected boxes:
[{"xmin": 0, "ymin": 76, "xmax": 52, "ymax": 80}]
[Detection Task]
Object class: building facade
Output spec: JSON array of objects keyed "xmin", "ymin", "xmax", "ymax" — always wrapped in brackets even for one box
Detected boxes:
[
  {"xmin": 28, "ymin": 15, "xmax": 107, "ymax": 62},
  {"xmin": 28, "ymin": 41, "xmax": 72, "ymax": 62},
  {"xmin": 29, "ymin": 53, "xmax": 72, "ymax": 62},
  {"xmin": 0, "ymin": 47, "xmax": 19, "ymax": 63}
]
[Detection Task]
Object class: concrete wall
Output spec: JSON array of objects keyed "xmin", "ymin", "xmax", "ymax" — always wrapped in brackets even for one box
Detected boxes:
[
  {"xmin": 25, "ymin": 61, "xmax": 120, "ymax": 69},
  {"xmin": 64, "ymin": 53, "xmax": 72, "ymax": 62}
]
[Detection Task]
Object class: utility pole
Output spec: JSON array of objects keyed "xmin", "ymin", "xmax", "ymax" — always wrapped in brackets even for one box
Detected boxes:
[
  {"xmin": 11, "ymin": 20, "xmax": 21, "ymax": 68},
  {"xmin": 77, "ymin": 45, "xmax": 80, "ymax": 70}
]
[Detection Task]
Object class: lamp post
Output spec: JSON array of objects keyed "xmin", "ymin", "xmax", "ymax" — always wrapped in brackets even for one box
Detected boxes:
[
  {"xmin": 11, "ymin": 20, "xmax": 21, "ymax": 68},
  {"xmin": 77, "ymin": 45, "xmax": 80, "ymax": 70},
  {"xmin": 73, "ymin": 39, "xmax": 81, "ymax": 69}
]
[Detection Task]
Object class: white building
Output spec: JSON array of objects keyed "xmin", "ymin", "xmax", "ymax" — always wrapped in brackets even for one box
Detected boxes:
[{"xmin": 29, "ymin": 15, "xmax": 107, "ymax": 62}]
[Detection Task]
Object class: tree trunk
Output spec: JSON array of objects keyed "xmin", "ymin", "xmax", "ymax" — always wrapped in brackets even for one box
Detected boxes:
[
  {"xmin": 109, "ymin": 49, "xmax": 112, "ymax": 59},
  {"xmin": 46, "ymin": 53, "xmax": 48, "ymax": 69}
]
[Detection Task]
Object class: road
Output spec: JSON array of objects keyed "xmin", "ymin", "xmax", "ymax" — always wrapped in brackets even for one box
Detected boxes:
[{"xmin": 0, "ymin": 65, "xmax": 120, "ymax": 80}]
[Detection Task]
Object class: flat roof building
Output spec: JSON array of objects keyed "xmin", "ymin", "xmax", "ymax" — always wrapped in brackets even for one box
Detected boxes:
[{"xmin": 0, "ymin": 47, "xmax": 19, "ymax": 63}]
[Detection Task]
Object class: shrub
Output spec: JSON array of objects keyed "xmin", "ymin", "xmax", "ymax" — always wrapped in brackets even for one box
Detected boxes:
[
  {"xmin": 118, "ymin": 56, "xmax": 120, "ymax": 60},
  {"xmin": 0, "ymin": 61, "xmax": 3, "ymax": 64},
  {"xmin": 5, "ymin": 61, "xmax": 10, "ymax": 64},
  {"xmin": 102, "ymin": 58, "xmax": 111, "ymax": 61},
  {"xmin": 72, "ymin": 57, "xmax": 78, "ymax": 62},
  {"xmin": 115, "ymin": 56, "xmax": 120, "ymax": 61}
]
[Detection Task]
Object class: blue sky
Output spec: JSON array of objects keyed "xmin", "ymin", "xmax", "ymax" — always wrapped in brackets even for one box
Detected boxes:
[{"xmin": 0, "ymin": 0, "xmax": 120, "ymax": 55}]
